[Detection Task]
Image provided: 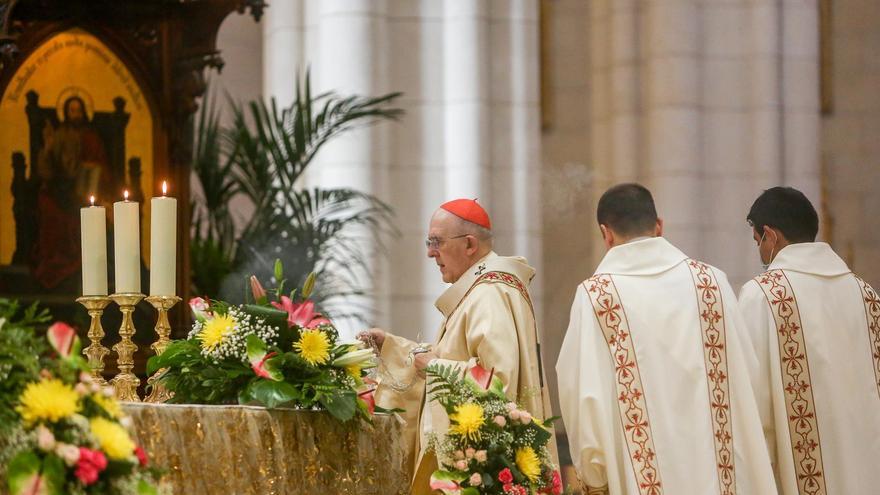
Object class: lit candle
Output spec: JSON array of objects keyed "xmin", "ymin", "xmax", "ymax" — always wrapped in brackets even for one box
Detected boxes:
[
  {"xmin": 113, "ymin": 190, "xmax": 141, "ymax": 294},
  {"xmin": 149, "ymin": 181, "xmax": 177, "ymax": 296},
  {"xmin": 80, "ymin": 195, "xmax": 108, "ymax": 296}
]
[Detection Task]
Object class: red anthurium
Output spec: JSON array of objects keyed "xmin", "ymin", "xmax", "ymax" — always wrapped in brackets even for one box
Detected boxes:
[
  {"xmin": 251, "ymin": 351, "xmax": 279, "ymax": 379},
  {"xmin": 358, "ymin": 388, "xmax": 376, "ymax": 415},
  {"xmin": 271, "ymin": 297, "xmax": 331, "ymax": 329},
  {"xmin": 47, "ymin": 322, "xmax": 77, "ymax": 359},
  {"xmin": 469, "ymin": 364, "xmax": 494, "ymax": 390},
  {"xmin": 134, "ymin": 446, "xmax": 148, "ymax": 467}
]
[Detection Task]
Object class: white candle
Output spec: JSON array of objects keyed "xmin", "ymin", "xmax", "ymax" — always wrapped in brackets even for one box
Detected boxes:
[
  {"xmin": 149, "ymin": 181, "xmax": 177, "ymax": 296},
  {"xmin": 113, "ymin": 191, "xmax": 141, "ymax": 294},
  {"xmin": 80, "ymin": 196, "xmax": 108, "ymax": 296}
]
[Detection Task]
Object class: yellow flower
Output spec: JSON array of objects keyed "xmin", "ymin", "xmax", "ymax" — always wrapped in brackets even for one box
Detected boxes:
[
  {"xmin": 90, "ymin": 417, "xmax": 135, "ymax": 460},
  {"xmin": 515, "ymin": 446, "xmax": 542, "ymax": 482},
  {"xmin": 92, "ymin": 393, "xmax": 122, "ymax": 419},
  {"xmin": 448, "ymin": 402, "xmax": 484, "ymax": 443},
  {"xmin": 345, "ymin": 364, "xmax": 362, "ymax": 379},
  {"xmin": 198, "ymin": 314, "xmax": 236, "ymax": 352},
  {"xmin": 293, "ymin": 329, "xmax": 331, "ymax": 366},
  {"xmin": 16, "ymin": 379, "xmax": 80, "ymax": 425}
]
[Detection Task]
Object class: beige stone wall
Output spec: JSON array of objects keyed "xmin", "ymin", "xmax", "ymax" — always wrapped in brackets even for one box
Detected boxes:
[
  {"xmin": 822, "ymin": 1, "xmax": 880, "ymax": 287},
  {"xmin": 539, "ymin": 0, "xmax": 594, "ymax": 420}
]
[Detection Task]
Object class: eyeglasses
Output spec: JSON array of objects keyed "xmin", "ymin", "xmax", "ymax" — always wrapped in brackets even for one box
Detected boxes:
[{"xmin": 425, "ymin": 234, "xmax": 469, "ymax": 250}]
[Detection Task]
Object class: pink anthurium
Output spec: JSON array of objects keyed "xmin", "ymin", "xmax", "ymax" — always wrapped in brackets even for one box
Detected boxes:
[
  {"xmin": 271, "ymin": 297, "xmax": 331, "ymax": 329},
  {"xmin": 469, "ymin": 364, "xmax": 494, "ymax": 390},
  {"xmin": 188, "ymin": 297, "xmax": 212, "ymax": 322},
  {"xmin": 246, "ymin": 335, "xmax": 283, "ymax": 381},
  {"xmin": 13, "ymin": 474, "xmax": 49, "ymax": 495},
  {"xmin": 358, "ymin": 388, "xmax": 376, "ymax": 415},
  {"xmin": 251, "ymin": 351, "xmax": 279, "ymax": 380},
  {"xmin": 47, "ymin": 322, "xmax": 79, "ymax": 359}
]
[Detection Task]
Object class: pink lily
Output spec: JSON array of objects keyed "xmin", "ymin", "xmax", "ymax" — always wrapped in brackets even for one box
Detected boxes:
[
  {"xmin": 47, "ymin": 322, "xmax": 79, "ymax": 359},
  {"xmin": 249, "ymin": 275, "xmax": 267, "ymax": 303},
  {"xmin": 271, "ymin": 297, "xmax": 330, "ymax": 329}
]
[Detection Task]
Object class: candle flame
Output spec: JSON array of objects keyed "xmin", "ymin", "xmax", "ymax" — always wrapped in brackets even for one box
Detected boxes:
[
  {"xmin": 124, "ymin": 190, "xmax": 129, "ymax": 201},
  {"xmin": 90, "ymin": 195, "xmax": 95, "ymax": 206},
  {"xmin": 162, "ymin": 181, "xmax": 168, "ymax": 196}
]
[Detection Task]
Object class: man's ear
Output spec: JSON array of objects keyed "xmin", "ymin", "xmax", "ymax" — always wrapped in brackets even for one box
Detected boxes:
[
  {"xmin": 600, "ymin": 224, "xmax": 614, "ymax": 249},
  {"xmin": 655, "ymin": 217, "xmax": 664, "ymax": 237},
  {"xmin": 466, "ymin": 235, "xmax": 479, "ymax": 256}
]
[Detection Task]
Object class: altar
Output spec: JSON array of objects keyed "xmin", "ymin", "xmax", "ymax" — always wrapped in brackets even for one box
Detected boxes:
[{"xmin": 124, "ymin": 404, "xmax": 411, "ymax": 494}]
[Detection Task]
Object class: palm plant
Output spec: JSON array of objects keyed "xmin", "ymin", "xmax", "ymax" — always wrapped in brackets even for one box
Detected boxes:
[{"xmin": 190, "ymin": 74, "xmax": 402, "ymax": 323}]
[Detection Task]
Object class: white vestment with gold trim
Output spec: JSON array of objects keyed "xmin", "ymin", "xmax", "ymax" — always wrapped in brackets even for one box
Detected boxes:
[
  {"xmin": 738, "ymin": 242, "xmax": 880, "ymax": 495},
  {"xmin": 374, "ymin": 251, "xmax": 556, "ymax": 494},
  {"xmin": 557, "ymin": 237, "xmax": 777, "ymax": 495}
]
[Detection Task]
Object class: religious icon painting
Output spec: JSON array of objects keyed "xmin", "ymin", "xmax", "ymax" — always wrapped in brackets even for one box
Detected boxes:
[{"xmin": 0, "ymin": 27, "xmax": 155, "ymax": 326}]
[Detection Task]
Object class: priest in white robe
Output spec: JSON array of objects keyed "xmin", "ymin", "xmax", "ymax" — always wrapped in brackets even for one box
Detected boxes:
[
  {"xmin": 557, "ymin": 183, "xmax": 777, "ymax": 495},
  {"xmin": 738, "ymin": 186, "xmax": 880, "ymax": 495},
  {"xmin": 359, "ymin": 199, "xmax": 556, "ymax": 494}
]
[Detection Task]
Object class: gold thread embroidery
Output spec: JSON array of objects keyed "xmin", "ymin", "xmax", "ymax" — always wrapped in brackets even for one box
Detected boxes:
[
  {"xmin": 687, "ymin": 260, "xmax": 736, "ymax": 494},
  {"xmin": 755, "ymin": 270, "xmax": 826, "ymax": 495},
  {"xmin": 585, "ymin": 275, "xmax": 662, "ymax": 495}
]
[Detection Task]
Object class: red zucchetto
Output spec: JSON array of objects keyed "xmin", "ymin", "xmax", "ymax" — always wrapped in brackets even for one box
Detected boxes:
[{"xmin": 440, "ymin": 198, "xmax": 491, "ymax": 230}]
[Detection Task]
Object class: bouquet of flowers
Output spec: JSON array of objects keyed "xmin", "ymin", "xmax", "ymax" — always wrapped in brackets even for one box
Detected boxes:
[
  {"xmin": 426, "ymin": 363, "xmax": 564, "ymax": 495},
  {"xmin": 148, "ymin": 260, "xmax": 378, "ymax": 422},
  {"xmin": 2, "ymin": 322, "xmax": 160, "ymax": 495}
]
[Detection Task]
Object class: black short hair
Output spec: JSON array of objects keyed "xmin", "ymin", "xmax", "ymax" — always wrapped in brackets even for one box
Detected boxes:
[
  {"xmin": 596, "ymin": 183, "xmax": 658, "ymax": 237},
  {"xmin": 746, "ymin": 187, "xmax": 818, "ymax": 243}
]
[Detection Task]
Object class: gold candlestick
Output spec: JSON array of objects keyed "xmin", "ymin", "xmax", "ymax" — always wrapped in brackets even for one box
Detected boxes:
[
  {"xmin": 109, "ymin": 293, "xmax": 144, "ymax": 402},
  {"xmin": 76, "ymin": 296, "xmax": 112, "ymax": 385},
  {"xmin": 144, "ymin": 295, "xmax": 180, "ymax": 403}
]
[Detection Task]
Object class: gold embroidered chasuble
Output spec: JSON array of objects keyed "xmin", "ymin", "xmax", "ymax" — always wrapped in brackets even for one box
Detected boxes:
[
  {"xmin": 557, "ymin": 237, "xmax": 776, "ymax": 495},
  {"xmin": 738, "ymin": 242, "xmax": 880, "ymax": 495},
  {"xmin": 373, "ymin": 251, "xmax": 557, "ymax": 492}
]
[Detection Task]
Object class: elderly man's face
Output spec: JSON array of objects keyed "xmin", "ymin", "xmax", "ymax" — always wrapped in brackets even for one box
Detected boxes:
[{"xmin": 426, "ymin": 209, "xmax": 472, "ymax": 283}]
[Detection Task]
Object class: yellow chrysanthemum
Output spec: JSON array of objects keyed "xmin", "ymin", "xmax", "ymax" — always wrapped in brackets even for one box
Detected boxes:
[
  {"xmin": 448, "ymin": 402, "xmax": 484, "ymax": 442},
  {"xmin": 515, "ymin": 446, "xmax": 542, "ymax": 482},
  {"xmin": 198, "ymin": 314, "xmax": 236, "ymax": 352},
  {"xmin": 16, "ymin": 378, "xmax": 80, "ymax": 425},
  {"xmin": 345, "ymin": 364, "xmax": 362, "ymax": 379},
  {"xmin": 293, "ymin": 329, "xmax": 331, "ymax": 366},
  {"xmin": 90, "ymin": 417, "xmax": 135, "ymax": 460},
  {"xmin": 92, "ymin": 393, "xmax": 122, "ymax": 419}
]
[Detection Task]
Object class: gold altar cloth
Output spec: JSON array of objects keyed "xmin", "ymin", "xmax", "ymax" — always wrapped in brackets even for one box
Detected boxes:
[{"xmin": 123, "ymin": 403, "xmax": 411, "ymax": 495}]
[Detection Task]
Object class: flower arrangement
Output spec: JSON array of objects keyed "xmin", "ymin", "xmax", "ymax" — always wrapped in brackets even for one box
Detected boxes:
[
  {"xmin": 148, "ymin": 260, "xmax": 378, "ymax": 422},
  {"xmin": 2, "ymin": 322, "xmax": 160, "ymax": 495},
  {"xmin": 426, "ymin": 363, "xmax": 564, "ymax": 495}
]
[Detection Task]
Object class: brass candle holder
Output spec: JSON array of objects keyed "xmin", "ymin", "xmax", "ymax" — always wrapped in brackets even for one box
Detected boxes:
[
  {"xmin": 144, "ymin": 295, "xmax": 181, "ymax": 403},
  {"xmin": 109, "ymin": 293, "xmax": 144, "ymax": 402},
  {"xmin": 76, "ymin": 296, "xmax": 112, "ymax": 385}
]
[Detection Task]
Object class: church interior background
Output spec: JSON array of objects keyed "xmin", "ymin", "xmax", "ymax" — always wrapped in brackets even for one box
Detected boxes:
[
  {"xmin": 209, "ymin": 0, "xmax": 880, "ymax": 454},
  {"xmin": 1, "ymin": 0, "xmax": 878, "ymax": 492}
]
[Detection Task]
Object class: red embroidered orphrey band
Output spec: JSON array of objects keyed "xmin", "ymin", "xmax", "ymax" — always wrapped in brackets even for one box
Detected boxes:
[
  {"xmin": 855, "ymin": 276, "xmax": 880, "ymax": 399},
  {"xmin": 585, "ymin": 275, "xmax": 663, "ymax": 495},
  {"xmin": 755, "ymin": 270, "xmax": 827, "ymax": 495},
  {"xmin": 686, "ymin": 260, "xmax": 736, "ymax": 495}
]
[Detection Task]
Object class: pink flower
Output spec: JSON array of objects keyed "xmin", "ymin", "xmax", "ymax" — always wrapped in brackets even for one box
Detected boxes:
[
  {"xmin": 493, "ymin": 415, "xmax": 507, "ymax": 427},
  {"xmin": 271, "ymin": 297, "xmax": 331, "ymax": 329},
  {"xmin": 36, "ymin": 426, "xmax": 55, "ymax": 451},
  {"xmin": 498, "ymin": 468, "xmax": 514, "ymax": 484},
  {"xmin": 134, "ymin": 446, "xmax": 148, "ymax": 467},
  {"xmin": 188, "ymin": 297, "xmax": 212, "ymax": 322},
  {"xmin": 465, "ymin": 448, "xmax": 476, "ymax": 459},
  {"xmin": 469, "ymin": 472, "xmax": 483, "ymax": 486},
  {"xmin": 509, "ymin": 409, "xmax": 522, "ymax": 422},
  {"xmin": 455, "ymin": 460, "xmax": 468, "ymax": 471},
  {"xmin": 469, "ymin": 364, "xmax": 494, "ymax": 389},
  {"xmin": 453, "ymin": 450, "xmax": 465, "ymax": 460},
  {"xmin": 55, "ymin": 443, "xmax": 80, "ymax": 466},
  {"xmin": 250, "ymin": 276, "xmax": 267, "ymax": 302},
  {"xmin": 550, "ymin": 470, "xmax": 563, "ymax": 495},
  {"xmin": 358, "ymin": 389, "xmax": 376, "ymax": 415},
  {"xmin": 251, "ymin": 351, "xmax": 278, "ymax": 379},
  {"xmin": 474, "ymin": 450, "xmax": 487, "ymax": 463},
  {"xmin": 47, "ymin": 322, "xmax": 77, "ymax": 358},
  {"xmin": 519, "ymin": 411, "xmax": 532, "ymax": 424},
  {"xmin": 75, "ymin": 447, "xmax": 107, "ymax": 486}
]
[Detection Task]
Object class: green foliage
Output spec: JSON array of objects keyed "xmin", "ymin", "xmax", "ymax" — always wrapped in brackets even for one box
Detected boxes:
[
  {"xmin": 147, "ymin": 339, "xmax": 253, "ymax": 404},
  {"xmin": 190, "ymin": 72, "xmax": 402, "ymax": 325},
  {"xmin": 0, "ymin": 299, "xmax": 51, "ymax": 433}
]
